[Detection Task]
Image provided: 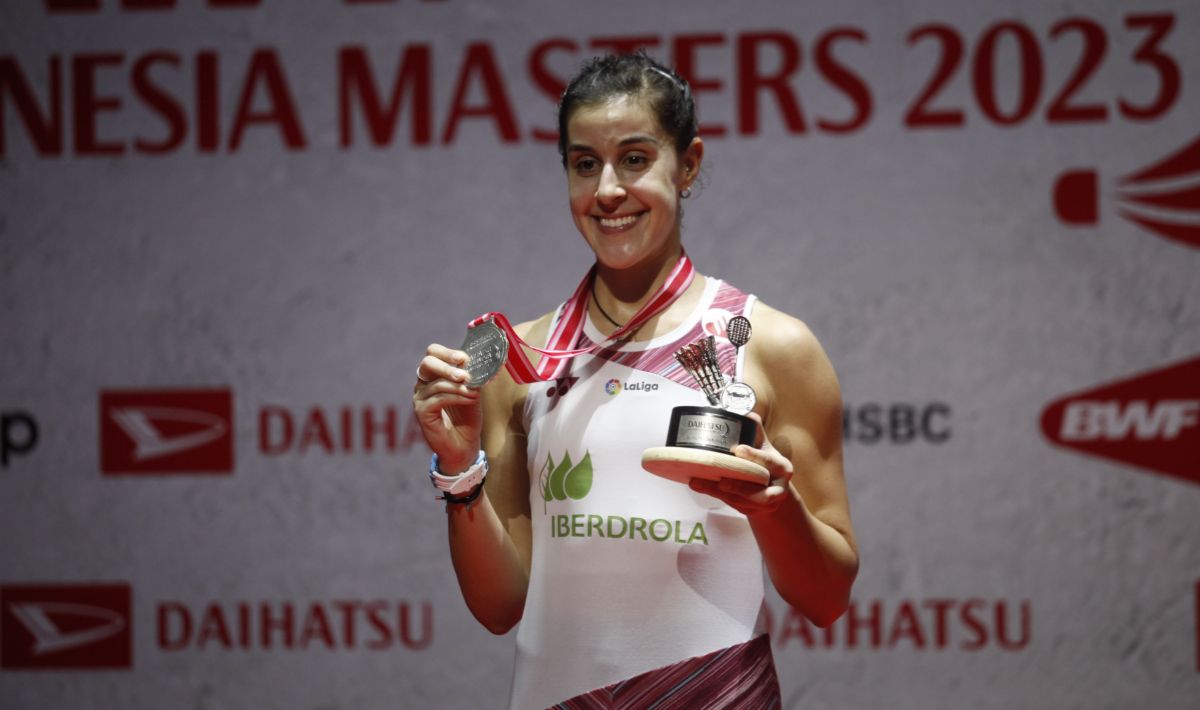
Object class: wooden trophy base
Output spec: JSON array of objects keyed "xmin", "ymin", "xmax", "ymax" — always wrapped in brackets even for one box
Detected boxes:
[{"xmin": 641, "ymin": 446, "xmax": 769, "ymax": 486}]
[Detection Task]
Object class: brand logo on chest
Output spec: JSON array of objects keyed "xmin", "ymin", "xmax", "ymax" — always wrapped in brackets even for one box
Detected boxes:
[{"xmin": 603, "ymin": 378, "xmax": 659, "ymax": 396}]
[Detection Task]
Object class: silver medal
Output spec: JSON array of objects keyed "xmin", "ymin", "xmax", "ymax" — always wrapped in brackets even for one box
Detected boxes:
[{"xmin": 460, "ymin": 320, "xmax": 508, "ymax": 388}]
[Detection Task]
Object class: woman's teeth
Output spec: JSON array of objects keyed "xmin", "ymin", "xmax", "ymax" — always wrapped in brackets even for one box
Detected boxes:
[{"xmin": 600, "ymin": 214, "xmax": 639, "ymax": 228}]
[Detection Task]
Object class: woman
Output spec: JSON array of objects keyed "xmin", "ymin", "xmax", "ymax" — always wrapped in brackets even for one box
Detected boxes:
[{"xmin": 413, "ymin": 53, "xmax": 857, "ymax": 709}]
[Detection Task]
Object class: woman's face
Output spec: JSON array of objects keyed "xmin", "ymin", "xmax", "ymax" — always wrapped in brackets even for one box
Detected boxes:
[{"xmin": 564, "ymin": 94, "xmax": 701, "ymax": 272}]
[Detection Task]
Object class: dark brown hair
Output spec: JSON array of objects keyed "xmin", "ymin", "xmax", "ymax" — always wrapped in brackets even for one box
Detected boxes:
[{"xmin": 557, "ymin": 52, "xmax": 697, "ymax": 168}]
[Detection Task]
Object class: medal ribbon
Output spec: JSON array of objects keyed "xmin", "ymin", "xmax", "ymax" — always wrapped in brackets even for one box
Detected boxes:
[{"xmin": 468, "ymin": 251, "xmax": 696, "ymax": 384}]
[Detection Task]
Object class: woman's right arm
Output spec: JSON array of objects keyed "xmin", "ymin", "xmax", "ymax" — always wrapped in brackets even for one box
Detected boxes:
[{"xmin": 412, "ymin": 321, "xmax": 542, "ymax": 634}]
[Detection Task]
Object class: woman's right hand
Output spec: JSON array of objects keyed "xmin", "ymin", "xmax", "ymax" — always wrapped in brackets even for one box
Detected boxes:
[{"xmin": 412, "ymin": 343, "xmax": 483, "ymax": 474}]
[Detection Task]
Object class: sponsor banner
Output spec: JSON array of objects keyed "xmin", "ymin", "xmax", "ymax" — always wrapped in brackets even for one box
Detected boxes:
[
  {"xmin": 3, "ymin": 7, "xmax": 1190, "ymax": 157},
  {"xmin": 0, "ymin": 583, "xmax": 133, "ymax": 670},
  {"xmin": 1, "ymin": 583, "xmax": 435, "ymax": 672},
  {"xmin": 156, "ymin": 598, "xmax": 433, "ymax": 652},
  {"xmin": 1, "ymin": 0, "xmax": 1197, "ymax": 706},
  {"xmin": 764, "ymin": 597, "xmax": 1031, "ymax": 652},
  {"xmin": 257, "ymin": 403, "xmax": 425, "ymax": 456},
  {"xmin": 843, "ymin": 402, "xmax": 952, "ymax": 445},
  {"xmin": 1054, "ymin": 133, "xmax": 1200, "ymax": 250},
  {"xmin": 0, "ymin": 410, "xmax": 39, "ymax": 469},
  {"xmin": 1040, "ymin": 355, "xmax": 1200, "ymax": 486},
  {"xmin": 99, "ymin": 393, "xmax": 431, "ymax": 470},
  {"xmin": 100, "ymin": 389, "xmax": 234, "ymax": 474}
]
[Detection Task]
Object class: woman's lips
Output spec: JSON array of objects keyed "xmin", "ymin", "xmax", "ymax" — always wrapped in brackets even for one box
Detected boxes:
[{"xmin": 595, "ymin": 212, "xmax": 644, "ymax": 231}]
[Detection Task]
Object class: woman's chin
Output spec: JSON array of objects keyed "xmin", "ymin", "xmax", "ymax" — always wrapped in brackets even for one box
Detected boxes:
[
  {"xmin": 593, "ymin": 249, "xmax": 648, "ymax": 272},
  {"xmin": 588, "ymin": 237, "xmax": 676, "ymax": 273}
]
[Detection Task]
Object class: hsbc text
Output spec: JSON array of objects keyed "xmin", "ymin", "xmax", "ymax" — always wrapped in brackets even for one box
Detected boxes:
[{"xmin": 842, "ymin": 402, "xmax": 951, "ymax": 445}]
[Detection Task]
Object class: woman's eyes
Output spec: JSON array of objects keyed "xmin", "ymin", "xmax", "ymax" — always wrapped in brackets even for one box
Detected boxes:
[{"xmin": 573, "ymin": 154, "xmax": 650, "ymax": 175}]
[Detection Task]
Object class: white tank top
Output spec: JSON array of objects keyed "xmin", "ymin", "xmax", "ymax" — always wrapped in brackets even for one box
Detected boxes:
[{"xmin": 510, "ymin": 277, "xmax": 764, "ymax": 710}]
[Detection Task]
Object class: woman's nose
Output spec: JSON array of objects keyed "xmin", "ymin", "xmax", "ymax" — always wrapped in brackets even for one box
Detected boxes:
[{"xmin": 595, "ymin": 164, "xmax": 626, "ymax": 208}]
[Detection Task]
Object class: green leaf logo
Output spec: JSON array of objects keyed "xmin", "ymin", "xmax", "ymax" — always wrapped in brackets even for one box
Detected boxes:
[
  {"xmin": 539, "ymin": 454, "xmax": 555, "ymax": 505},
  {"xmin": 539, "ymin": 450, "xmax": 593, "ymax": 512},
  {"xmin": 548, "ymin": 452, "xmax": 573, "ymax": 501},
  {"xmin": 563, "ymin": 452, "xmax": 592, "ymax": 500}
]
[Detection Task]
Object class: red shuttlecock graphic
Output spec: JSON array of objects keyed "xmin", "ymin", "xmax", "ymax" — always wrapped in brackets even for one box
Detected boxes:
[{"xmin": 1053, "ymin": 133, "xmax": 1200, "ymax": 249}]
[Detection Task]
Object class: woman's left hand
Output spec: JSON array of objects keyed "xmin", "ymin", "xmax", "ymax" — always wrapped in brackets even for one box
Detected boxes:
[{"xmin": 688, "ymin": 412, "xmax": 795, "ymax": 516}]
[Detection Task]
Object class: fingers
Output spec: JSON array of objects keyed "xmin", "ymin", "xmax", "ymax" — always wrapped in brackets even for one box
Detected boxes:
[
  {"xmin": 413, "ymin": 385, "xmax": 479, "ymax": 411},
  {"xmin": 412, "ymin": 379, "xmax": 480, "ymax": 423},
  {"xmin": 412, "ymin": 344, "xmax": 480, "ymax": 413},
  {"xmin": 412, "ymin": 385, "xmax": 481, "ymax": 455},
  {"xmin": 415, "ymin": 344, "xmax": 472, "ymax": 390},
  {"xmin": 745, "ymin": 411, "xmax": 767, "ymax": 449},
  {"xmin": 731, "ymin": 443, "xmax": 793, "ymax": 484},
  {"xmin": 688, "ymin": 477, "xmax": 790, "ymax": 515},
  {"xmin": 427, "ymin": 343, "xmax": 470, "ymax": 367}
]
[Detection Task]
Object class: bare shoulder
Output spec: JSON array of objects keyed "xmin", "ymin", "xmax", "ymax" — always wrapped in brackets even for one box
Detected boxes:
[
  {"xmin": 748, "ymin": 303, "xmax": 820, "ymax": 363},
  {"xmin": 749, "ymin": 303, "xmax": 837, "ymax": 384},
  {"xmin": 745, "ymin": 301, "xmax": 842, "ymax": 426}
]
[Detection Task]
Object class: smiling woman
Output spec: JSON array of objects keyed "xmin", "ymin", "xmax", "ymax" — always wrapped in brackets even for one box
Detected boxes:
[
  {"xmin": 565, "ymin": 94, "xmax": 700, "ymax": 288},
  {"xmin": 412, "ymin": 52, "xmax": 857, "ymax": 709}
]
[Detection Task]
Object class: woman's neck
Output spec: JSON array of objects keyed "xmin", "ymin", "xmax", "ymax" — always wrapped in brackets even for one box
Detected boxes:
[{"xmin": 589, "ymin": 242, "xmax": 704, "ymax": 338}]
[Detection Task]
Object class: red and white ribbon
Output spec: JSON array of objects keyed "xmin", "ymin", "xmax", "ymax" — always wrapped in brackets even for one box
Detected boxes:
[{"xmin": 468, "ymin": 251, "xmax": 696, "ymax": 384}]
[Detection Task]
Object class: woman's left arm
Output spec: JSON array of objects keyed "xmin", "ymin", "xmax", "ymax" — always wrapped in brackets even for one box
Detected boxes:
[{"xmin": 688, "ymin": 303, "xmax": 858, "ymax": 627}]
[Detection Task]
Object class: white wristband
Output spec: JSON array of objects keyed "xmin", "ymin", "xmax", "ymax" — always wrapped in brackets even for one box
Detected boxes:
[{"xmin": 429, "ymin": 451, "xmax": 488, "ymax": 496}]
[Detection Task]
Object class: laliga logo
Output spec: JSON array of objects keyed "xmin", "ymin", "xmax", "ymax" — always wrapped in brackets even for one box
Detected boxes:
[
  {"xmin": 1040, "ymin": 355, "xmax": 1200, "ymax": 487},
  {"xmin": 1054, "ymin": 133, "xmax": 1200, "ymax": 250},
  {"xmin": 605, "ymin": 379, "xmax": 622, "ymax": 396}
]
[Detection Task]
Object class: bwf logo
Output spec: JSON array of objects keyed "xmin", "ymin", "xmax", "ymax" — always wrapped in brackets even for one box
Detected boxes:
[
  {"xmin": 1040, "ymin": 356, "xmax": 1199, "ymax": 486},
  {"xmin": 1058, "ymin": 401, "xmax": 1198, "ymax": 441},
  {"xmin": 0, "ymin": 583, "xmax": 133, "ymax": 670},
  {"xmin": 1054, "ymin": 133, "xmax": 1200, "ymax": 250},
  {"xmin": 100, "ymin": 389, "xmax": 234, "ymax": 474}
]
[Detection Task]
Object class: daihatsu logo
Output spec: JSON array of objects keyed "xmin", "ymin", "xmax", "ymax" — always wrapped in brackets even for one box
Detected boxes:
[
  {"xmin": 9, "ymin": 602, "xmax": 127, "ymax": 655},
  {"xmin": 100, "ymin": 389, "xmax": 233, "ymax": 474},
  {"xmin": 1, "ymin": 583, "xmax": 133, "ymax": 669}
]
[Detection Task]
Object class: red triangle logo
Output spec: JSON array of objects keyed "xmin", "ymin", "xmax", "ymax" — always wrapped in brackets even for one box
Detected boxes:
[{"xmin": 1040, "ymin": 355, "xmax": 1200, "ymax": 486}]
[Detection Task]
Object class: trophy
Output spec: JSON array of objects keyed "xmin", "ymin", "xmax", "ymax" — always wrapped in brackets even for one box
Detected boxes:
[{"xmin": 641, "ymin": 316, "xmax": 769, "ymax": 486}]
